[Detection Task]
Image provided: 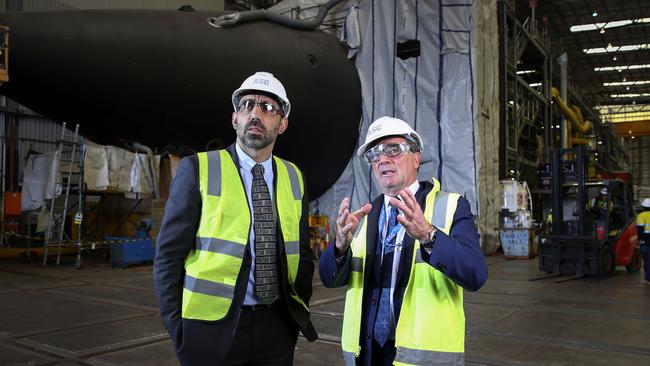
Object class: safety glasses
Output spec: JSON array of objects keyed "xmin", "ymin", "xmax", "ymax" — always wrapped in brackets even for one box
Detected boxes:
[
  {"xmin": 237, "ymin": 99, "xmax": 283, "ymax": 116},
  {"xmin": 364, "ymin": 142, "xmax": 412, "ymax": 164}
]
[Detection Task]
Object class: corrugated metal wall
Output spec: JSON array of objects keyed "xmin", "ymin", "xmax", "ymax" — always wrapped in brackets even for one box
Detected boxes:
[
  {"xmin": 0, "ymin": 112, "xmax": 77, "ymax": 189},
  {"xmin": 21, "ymin": 0, "xmax": 224, "ymax": 11},
  {"xmin": 628, "ymin": 135, "xmax": 650, "ymax": 204}
]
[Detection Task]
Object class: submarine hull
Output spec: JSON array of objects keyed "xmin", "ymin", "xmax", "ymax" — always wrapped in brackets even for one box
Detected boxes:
[{"xmin": 0, "ymin": 10, "xmax": 361, "ymax": 197}]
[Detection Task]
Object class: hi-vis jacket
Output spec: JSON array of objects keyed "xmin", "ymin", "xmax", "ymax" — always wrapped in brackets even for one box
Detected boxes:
[
  {"xmin": 319, "ymin": 178, "xmax": 487, "ymax": 366},
  {"xmin": 182, "ymin": 149, "xmax": 307, "ymax": 319},
  {"xmin": 153, "ymin": 144, "xmax": 317, "ymax": 366}
]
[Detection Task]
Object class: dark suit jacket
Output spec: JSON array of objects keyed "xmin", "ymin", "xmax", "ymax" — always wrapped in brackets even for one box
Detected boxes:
[
  {"xmin": 319, "ymin": 180, "xmax": 487, "ymax": 366},
  {"xmin": 153, "ymin": 144, "xmax": 317, "ymax": 366}
]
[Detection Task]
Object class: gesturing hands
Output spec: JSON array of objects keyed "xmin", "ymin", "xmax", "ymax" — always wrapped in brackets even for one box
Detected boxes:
[
  {"xmin": 389, "ymin": 188, "xmax": 434, "ymax": 242},
  {"xmin": 335, "ymin": 197, "xmax": 372, "ymax": 256}
]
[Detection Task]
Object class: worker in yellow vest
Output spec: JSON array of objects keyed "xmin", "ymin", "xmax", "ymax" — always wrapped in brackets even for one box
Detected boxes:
[
  {"xmin": 154, "ymin": 72, "xmax": 317, "ymax": 366},
  {"xmin": 320, "ymin": 116, "xmax": 488, "ymax": 365},
  {"xmin": 637, "ymin": 198, "xmax": 650, "ymax": 282}
]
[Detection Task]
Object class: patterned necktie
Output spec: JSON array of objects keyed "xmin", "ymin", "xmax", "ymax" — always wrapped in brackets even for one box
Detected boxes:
[
  {"xmin": 251, "ymin": 164, "xmax": 279, "ymax": 304},
  {"xmin": 374, "ymin": 206, "xmax": 398, "ymax": 347}
]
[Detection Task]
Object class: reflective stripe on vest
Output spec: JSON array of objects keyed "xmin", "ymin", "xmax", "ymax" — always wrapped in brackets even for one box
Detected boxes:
[
  {"xmin": 273, "ymin": 156, "xmax": 309, "ymax": 311},
  {"xmin": 182, "ymin": 150, "xmax": 306, "ymax": 321},
  {"xmin": 340, "ymin": 179, "xmax": 464, "ymax": 366}
]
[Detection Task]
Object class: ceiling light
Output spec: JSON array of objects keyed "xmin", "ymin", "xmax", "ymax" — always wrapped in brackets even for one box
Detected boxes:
[
  {"xmin": 592, "ymin": 12, "xmax": 598, "ymax": 17},
  {"xmin": 629, "ymin": 130, "xmax": 633, "ymax": 134},
  {"xmin": 556, "ymin": 125, "xmax": 561, "ymax": 129},
  {"xmin": 626, "ymin": 86, "xmax": 630, "ymax": 90},
  {"xmin": 604, "ymin": 80, "xmax": 650, "ymax": 86},
  {"xmin": 583, "ymin": 43, "xmax": 650, "ymax": 54},
  {"xmin": 595, "ymin": 64, "xmax": 650, "ymax": 72},
  {"xmin": 570, "ymin": 17, "xmax": 650, "ymax": 33},
  {"xmin": 631, "ymin": 136, "xmax": 635, "ymax": 139},
  {"xmin": 613, "ymin": 56, "xmax": 617, "ymax": 61},
  {"xmin": 600, "ymin": 28, "xmax": 605, "ymax": 34}
]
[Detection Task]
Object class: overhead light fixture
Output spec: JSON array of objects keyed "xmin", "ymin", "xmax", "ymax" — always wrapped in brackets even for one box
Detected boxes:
[
  {"xmin": 595, "ymin": 64, "xmax": 650, "ymax": 72},
  {"xmin": 627, "ymin": 86, "xmax": 630, "ymax": 90},
  {"xmin": 592, "ymin": 12, "xmax": 598, "ymax": 17},
  {"xmin": 556, "ymin": 124, "xmax": 561, "ymax": 129},
  {"xmin": 604, "ymin": 80, "xmax": 650, "ymax": 86},
  {"xmin": 613, "ymin": 56, "xmax": 617, "ymax": 61},
  {"xmin": 629, "ymin": 130, "xmax": 633, "ymax": 134},
  {"xmin": 583, "ymin": 43, "xmax": 650, "ymax": 54},
  {"xmin": 570, "ymin": 17, "xmax": 650, "ymax": 32},
  {"xmin": 632, "ymin": 136, "xmax": 636, "ymax": 139},
  {"xmin": 529, "ymin": 82, "xmax": 542, "ymax": 87},
  {"xmin": 623, "ymin": 77, "xmax": 626, "ymax": 81},
  {"xmin": 600, "ymin": 28, "xmax": 605, "ymax": 34}
]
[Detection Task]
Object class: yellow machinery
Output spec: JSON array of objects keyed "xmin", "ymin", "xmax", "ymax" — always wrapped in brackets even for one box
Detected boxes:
[{"xmin": 550, "ymin": 86, "xmax": 593, "ymax": 147}]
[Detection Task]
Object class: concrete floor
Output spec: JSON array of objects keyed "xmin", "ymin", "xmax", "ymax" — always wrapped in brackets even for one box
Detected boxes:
[{"xmin": 1, "ymin": 255, "xmax": 650, "ymax": 366}]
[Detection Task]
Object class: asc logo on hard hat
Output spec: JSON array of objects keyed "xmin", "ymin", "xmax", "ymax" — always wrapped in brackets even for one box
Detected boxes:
[
  {"xmin": 369, "ymin": 124, "xmax": 382, "ymax": 136},
  {"xmin": 253, "ymin": 78, "xmax": 270, "ymax": 85}
]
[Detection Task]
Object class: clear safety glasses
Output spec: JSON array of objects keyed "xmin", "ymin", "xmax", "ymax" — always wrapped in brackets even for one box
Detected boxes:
[{"xmin": 364, "ymin": 142, "xmax": 412, "ymax": 164}]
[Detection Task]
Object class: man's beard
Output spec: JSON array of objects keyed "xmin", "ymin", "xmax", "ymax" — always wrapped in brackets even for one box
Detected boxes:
[{"xmin": 240, "ymin": 119, "xmax": 275, "ymax": 150}]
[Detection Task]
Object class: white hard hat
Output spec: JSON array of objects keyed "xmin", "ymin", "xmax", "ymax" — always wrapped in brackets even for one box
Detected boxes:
[
  {"xmin": 356, "ymin": 116, "xmax": 423, "ymax": 157},
  {"xmin": 232, "ymin": 72, "xmax": 291, "ymax": 117},
  {"xmin": 642, "ymin": 198, "xmax": 650, "ymax": 208}
]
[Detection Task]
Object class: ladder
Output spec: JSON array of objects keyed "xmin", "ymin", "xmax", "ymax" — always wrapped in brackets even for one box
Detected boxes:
[{"xmin": 42, "ymin": 123, "xmax": 84, "ymax": 267}]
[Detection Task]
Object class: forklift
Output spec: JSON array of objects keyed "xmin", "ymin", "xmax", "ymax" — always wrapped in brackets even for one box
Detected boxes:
[{"xmin": 537, "ymin": 146, "xmax": 641, "ymax": 280}]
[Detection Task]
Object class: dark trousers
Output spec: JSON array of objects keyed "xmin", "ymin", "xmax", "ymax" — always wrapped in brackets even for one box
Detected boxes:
[
  {"xmin": 641, "ymin": 236, "xmax": 650, "ymax": 282},
  {"xmin": 370, "ymin": 339, "xmax": 396, "ymax": 366},
  {"xmin": 222, "ymin": 302, "xmax": 298, "ymax": 366}
]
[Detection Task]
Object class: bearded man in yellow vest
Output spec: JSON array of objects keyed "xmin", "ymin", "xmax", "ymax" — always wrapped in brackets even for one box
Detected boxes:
[
  {"xmin": 320, "ymin": 116, "xmax": 488, "ymax": 366},
  {"xmin": 154, "ymin": 72, "xmax": 317, "ymax": 366}
]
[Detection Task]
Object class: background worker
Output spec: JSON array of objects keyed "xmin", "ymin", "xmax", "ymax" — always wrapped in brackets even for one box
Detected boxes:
[
  {"xmin": 154, "ymin": 72, "xmax": 317, "ymax": 366},
  {"xmin": 319, "ymin": 116, "xmax": 488, "ymax": 365},
  {"xmin": 637, "ymin": 198, "xmax": 650, "ymax": 282}
]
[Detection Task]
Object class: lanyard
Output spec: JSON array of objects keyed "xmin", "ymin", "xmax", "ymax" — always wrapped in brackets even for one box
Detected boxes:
[{"xmin": 379, "ymin": 204, "xmax": 403, "ymax": 251}]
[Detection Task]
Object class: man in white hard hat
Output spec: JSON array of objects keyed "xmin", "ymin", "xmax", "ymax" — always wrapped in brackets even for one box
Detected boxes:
[
  {"xmin": 637, "ymin": 198, "xmax": 650, "ymax": 282},
  {"xmin": 154, "ymin": 72, "xmax": 317, "ymax": 366},
  {"xmin": 319, "ymin": 116, "xmax": 487, "ymax": 365}
]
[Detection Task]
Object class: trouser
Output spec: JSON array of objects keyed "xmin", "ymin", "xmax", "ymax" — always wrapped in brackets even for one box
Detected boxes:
[
  {"xmin": 222, "ymin": 302, "xmax": 299, "ymax": 366},
  {"xmin": 370, "ymin": 338, "xmax": 396, "ymax": 366},
  {"xmin": 641, "ymin": 235, "xmax": 650, "ymax": 282}
]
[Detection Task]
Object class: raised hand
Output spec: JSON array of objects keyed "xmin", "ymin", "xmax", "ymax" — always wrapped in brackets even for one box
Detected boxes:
[
  {"xmin": 335, "ymin": 197, "xmax": 372, "ymax": 255},
  {"xmin": 389, "ymin": 188, "xmax": 434, "ymax": 242}
]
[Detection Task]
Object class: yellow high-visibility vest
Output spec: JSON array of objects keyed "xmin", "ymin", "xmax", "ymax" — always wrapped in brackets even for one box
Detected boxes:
[
  {"xmin": 341, "ymin": 179, "xmax": 465, "ymax": 366},
  {"xmin": 638, "ymin": 211, "xmax": 650, "ymax": 234},
  {"xmin": 181, "ymin": 150, "xmax": 307, "ymax": 321}
]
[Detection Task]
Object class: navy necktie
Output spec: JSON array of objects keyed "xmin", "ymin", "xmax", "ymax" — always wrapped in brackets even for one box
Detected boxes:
[
  {"xmin": 374, "ymin": 206, "xmax": 398, "ymax": 347},
  {"xmin": 251, "ymin": 164, "xmax": 279, "ymax": 304}
]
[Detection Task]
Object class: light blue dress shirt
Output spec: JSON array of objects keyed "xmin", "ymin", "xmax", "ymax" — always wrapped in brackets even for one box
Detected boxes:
[{"xmin": 235, "ymin": 143, "xmax": 277, "ymax": 305}]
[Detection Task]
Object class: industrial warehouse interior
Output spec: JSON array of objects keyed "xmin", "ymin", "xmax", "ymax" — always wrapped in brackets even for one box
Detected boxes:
[{"xmin": 1, "ymin": 0, "xmax": 650, "ymax": 365}]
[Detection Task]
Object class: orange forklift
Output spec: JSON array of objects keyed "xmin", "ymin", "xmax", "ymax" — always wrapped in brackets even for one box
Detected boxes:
[{"xmin": 537, "ymin": 147, "xmax": 641, "ymax": 280}]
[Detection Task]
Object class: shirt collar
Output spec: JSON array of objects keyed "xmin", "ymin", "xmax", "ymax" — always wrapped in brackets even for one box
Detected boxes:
[
  {"xmin": 235, "ymin": 143, "xmax": 273, "ymax": 175},
  {"xmin": 383, "ymin": 180, "xmax": 420, "ymax": 211}
]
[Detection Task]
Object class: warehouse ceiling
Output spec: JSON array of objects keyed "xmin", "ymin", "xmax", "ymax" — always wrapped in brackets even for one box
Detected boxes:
[{"xmin": 516, "ymin": 0, "xmax": 650, "ymax": 114}]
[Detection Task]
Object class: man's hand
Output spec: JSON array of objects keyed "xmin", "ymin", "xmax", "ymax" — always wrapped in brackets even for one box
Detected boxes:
[
  {"xmin": 335, "ymin": 197, "xmax": 372, "ymax": 256},
  {"xmin": 389, "ymin": 188, "xmax": 434, "ymax": 242}
]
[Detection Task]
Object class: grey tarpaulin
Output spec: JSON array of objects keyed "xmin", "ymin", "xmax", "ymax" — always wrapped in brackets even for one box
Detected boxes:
[{"xmin": 278, "ymin": 0, "xmax": 500, "ymax": 252}]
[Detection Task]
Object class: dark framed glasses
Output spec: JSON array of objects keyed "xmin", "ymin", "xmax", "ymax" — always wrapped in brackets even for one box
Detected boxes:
[
  {"xmin": 237, "ymin": 99, "xmax": 283, "ymax": 116},
  {"xmin": 364, "ymin": 142, "xmax": 412, "ymax": 163}
]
